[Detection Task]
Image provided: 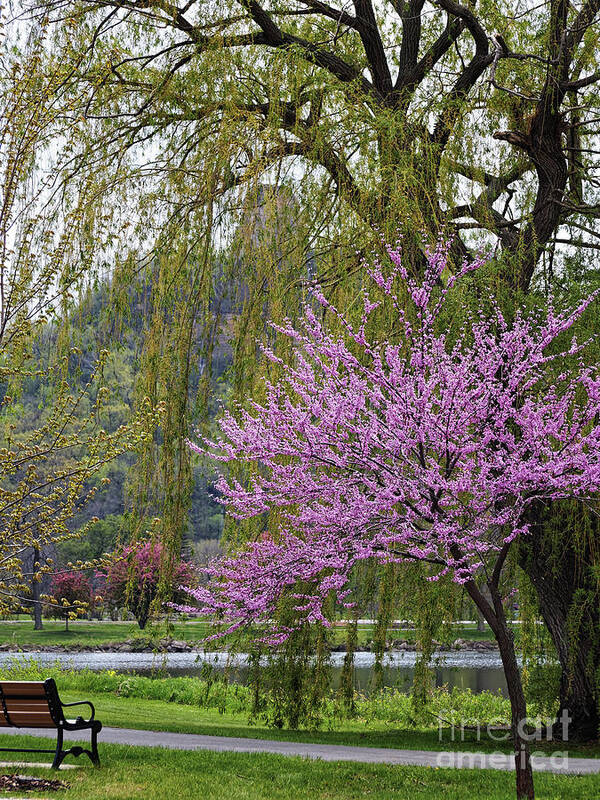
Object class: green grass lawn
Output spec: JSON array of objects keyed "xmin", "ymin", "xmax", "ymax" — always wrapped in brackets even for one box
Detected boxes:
[
  {"xmin": 0, "ymin": 619, "xmax": 497, "ymax": 648},
  {"xmin": 57, "ymin": 689, "xmax": 600, "ymax": 759},
  {"xmin": 0, "ymin": 620, "xmax": 213, "ymax": 647},
  {"xmin": 0, "ymin": 663, "xmax": 596, "ymax": 799},
  {"xmin": 0, "ymin": 736, "xmax": 597, "ymax": 800}
]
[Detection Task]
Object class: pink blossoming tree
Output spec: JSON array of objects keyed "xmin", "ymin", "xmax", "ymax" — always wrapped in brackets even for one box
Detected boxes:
[
  {"xmin": 105, "ymin": 541, "xmax": 195, "ymax": 629},
  {"xmin": 47, "ymin": 571, "xmax": 93, "ymax": 631},
  {"xmin": 180, "ymin": 242, "xmax": 600, "ymax": 800}
]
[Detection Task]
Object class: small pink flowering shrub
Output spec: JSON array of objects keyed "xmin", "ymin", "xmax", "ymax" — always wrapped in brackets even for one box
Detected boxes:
[
  {"xmin": 47, "ymin": 571, "xmax": 93, "ymax": 629},
  {"xmin": 104, "ymin": 541, "xmax": 195, "ymax": 629}
]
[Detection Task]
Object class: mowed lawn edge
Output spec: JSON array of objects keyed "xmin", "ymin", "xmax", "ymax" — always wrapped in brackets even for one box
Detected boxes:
[{"xmin": 0, "ymin": 735, "xmax": 598, "ymax": 800}]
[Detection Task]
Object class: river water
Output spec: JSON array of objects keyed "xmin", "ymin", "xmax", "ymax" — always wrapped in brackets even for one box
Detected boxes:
[{"xmin": 0, "ymin": 650, "xmax": 509, "ymax": 695}]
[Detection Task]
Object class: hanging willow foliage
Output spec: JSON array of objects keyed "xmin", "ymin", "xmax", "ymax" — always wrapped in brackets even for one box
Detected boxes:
[{"xmin": 0, "ymin": 23, "xmax": 161, "ymax": 614}]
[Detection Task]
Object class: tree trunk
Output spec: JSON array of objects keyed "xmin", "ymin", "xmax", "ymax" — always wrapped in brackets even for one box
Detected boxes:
[
  {"xmin": 32, "ymin": 589, "xmax": 42, "ymax": 631},
  {"xmin": 475, "ymin": 584, "xmax": 492, "ymax": 633},
  {"xmin": 519, "ymin": 503, "xmax": 599, "ymax": 742},
  {"xmin": 496, "ymin": 616, "xmax": 535, "ymax": 800},
  {"xmin": 465, "ymin": 576, "xmax": 535, "ymax": 800},
  {"xmin": 32, "ymin": 547, "xmax": 42, "ymax": 631}
]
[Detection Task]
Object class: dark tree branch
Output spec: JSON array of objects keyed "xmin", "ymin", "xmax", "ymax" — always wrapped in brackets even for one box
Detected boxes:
[
  {"xmin": 397, "ymin": 0, "xmax": 426, "ymax": 73},
  {"xmin": 108, "ymin": 0, "xmax": 380, "ymax": 102},
  {"xmin": 561, "ymin": 70, "xmax": 600, "ymax": 90},
  {"xmin": 294, "ymin": 0, "xmax": 358, "ymax": 29},
  {"xmin": 446, "ymin": 158, "xmax": 530, "ymax": 188},
  {"xmin": 275, "ymin": 135, "xmax": 368, "ymax": 220},
  {"xmin": 491, "ymin": 541, "xmax": 512, "ymax": 590},
  {"xmin": 398, "ymin": 14, "xmax": 465, "ymax": 94},
  {"xmin": 353, "ymin": 0, "xmax": 393, "ymax": 94},
  {"xmin": 235, "ymin": 0, "xmax": 383, "ymax": 101},
  {"xmin": 563, "ymin": 0, "xmax": 600, "ymax": 73},
  {"xmin": 447, "ymin": 160, "xmax": 530, "ymax": 248},
  {"xmin": 238, "ymin": 0, "xmax": 285, "ymax": 43},
  {"xmin": 431, "ymin": 0, "xmax": 493, "ymax": 147},
  {"xmin": 559, "ymin": 202, "xmax": 600, "ymax": 217},
  {"xmin": 433, "ymin": 0, "xmax": 488, "ymax": 53}
]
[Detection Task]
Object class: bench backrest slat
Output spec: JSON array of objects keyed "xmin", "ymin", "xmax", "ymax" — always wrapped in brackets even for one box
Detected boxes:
[
  {"xmin": 0, "ymin": 682, "xmax": 47, "ymax": 696},
  {"xmin": 0, "ymin": 680, "xmax": 62, "ymax": 729}
]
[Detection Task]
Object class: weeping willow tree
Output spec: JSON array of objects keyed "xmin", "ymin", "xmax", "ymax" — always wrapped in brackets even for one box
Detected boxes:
[
  {"xmin": 20, "ymin": 0, "xmax": 600, "ymax": 734},
  {"xmin": 0, "ymin": 22, "xmax": 158, "ymax": 616}
]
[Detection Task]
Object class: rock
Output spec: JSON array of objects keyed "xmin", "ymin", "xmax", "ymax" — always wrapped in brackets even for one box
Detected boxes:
[
  {"xmin": 169, "ymin": 640, "xmax": 191, "ymax": 652},
  {"xmin": 475, "ymin": 640, "xmax": 498, "ymax": 650},
  {"xmin": 387, "ymin": 640, "xmax": 416, "ymax": 651},
  {"xmin": 130, "ymin": 638, "xmax": 150, "ymax": 651}
]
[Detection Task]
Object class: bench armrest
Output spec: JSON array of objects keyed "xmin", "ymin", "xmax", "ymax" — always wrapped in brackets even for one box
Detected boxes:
[{"xmin": 61, "ymin": 700, "xmax": 95, "ymax": 722}]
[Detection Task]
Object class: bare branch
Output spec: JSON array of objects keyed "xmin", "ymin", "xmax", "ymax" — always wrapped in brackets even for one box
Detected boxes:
[
  {"xmin": 431, "ymin": 0, "xmax": 493, "ymax": 147},
  {"xmin": 561, "ymin": 70, "xmax": 600, "ymax": 90},
  {"xmin": 353, "ymin": 0, "xmax": 393, "ymax": 93}
]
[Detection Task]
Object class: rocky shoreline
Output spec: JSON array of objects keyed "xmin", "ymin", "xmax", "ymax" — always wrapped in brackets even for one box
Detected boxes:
[
  {"xmin": 0, "ymin": 637, "xmax": 498, "ymax": 654},
  {"xmin": 332, "ymin": 638, "xmax": 498, "ymax": 653}
]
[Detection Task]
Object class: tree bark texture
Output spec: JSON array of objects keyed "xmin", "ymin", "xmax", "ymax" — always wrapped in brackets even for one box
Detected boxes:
[{"xmin": 519, "ymin": 503, "xmax": 600, "ymax": 742}]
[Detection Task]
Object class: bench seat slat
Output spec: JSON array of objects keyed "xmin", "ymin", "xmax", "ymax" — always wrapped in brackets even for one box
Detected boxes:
[{"xmin": 0, "ymin": 713, "xmax": 56, "ymax": 723}]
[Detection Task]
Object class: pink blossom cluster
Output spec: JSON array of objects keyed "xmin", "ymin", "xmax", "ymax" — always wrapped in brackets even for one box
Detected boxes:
[
  {"xmin": 178, "ymin": 241, "xmax": 600, "ymax": 640},
  {"xmin": 49, "ymin": 570, "xmax": 92, "ymax": 605}
]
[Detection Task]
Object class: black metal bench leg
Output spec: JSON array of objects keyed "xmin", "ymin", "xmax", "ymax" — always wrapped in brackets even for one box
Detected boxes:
[
  {"xmin": 51, "ymin": 728, "xmax": 65, "ymax": 770},
  {"xmin": 90, "ymin": 728, "xmax": 100, "ymax": 767}
]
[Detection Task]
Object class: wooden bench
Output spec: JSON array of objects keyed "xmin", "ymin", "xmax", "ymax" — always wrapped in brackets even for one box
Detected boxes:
[{"xmin": 0, "ymin": 679, "xmax": 102, "ymax": 769}]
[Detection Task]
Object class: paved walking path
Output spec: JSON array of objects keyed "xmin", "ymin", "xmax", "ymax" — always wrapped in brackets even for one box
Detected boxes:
[{"xmin": 1, "ymin": 726, "xmax": 599, "ymax": 775}]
